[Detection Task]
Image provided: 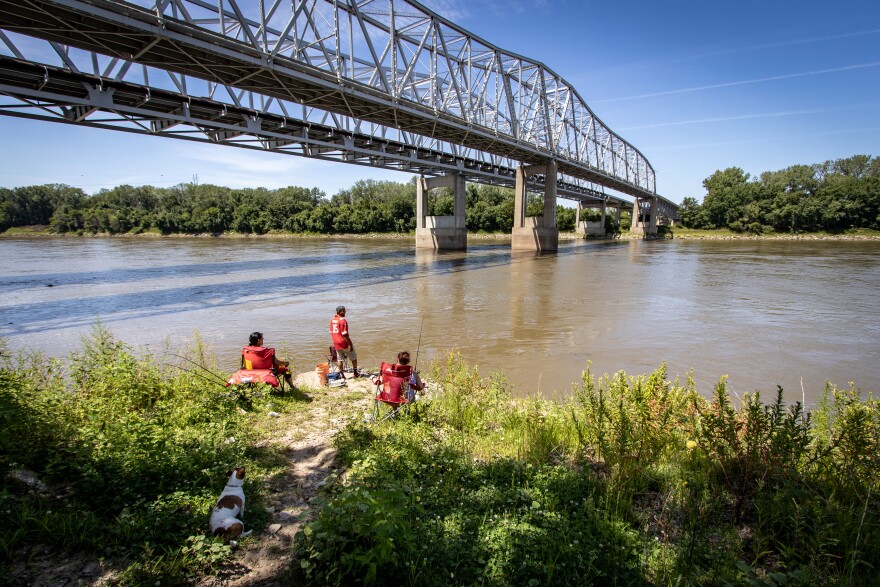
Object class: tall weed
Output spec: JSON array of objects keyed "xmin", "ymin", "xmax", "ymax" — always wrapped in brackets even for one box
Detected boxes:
[
  {"xmin": 570, "ymin": 364, "xmax": 698, "ymax": 506},
  {"xmin": 300, "ymin": 355, "xmax": 880, "ymax": 586},
  {"xmin": 697, "ymin": 381, "xmax": 811, "ymax": 522},
  {"xmin": 0, "ymin": 326, "xmax": 281, "ymax": 577}
]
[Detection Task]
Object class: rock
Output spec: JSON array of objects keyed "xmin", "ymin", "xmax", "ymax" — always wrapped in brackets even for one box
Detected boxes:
[
  {"xmin": 277, "ymin": 511, "xmax": 294, "ymax": 521},
  {"xmin": 268, "ymin": 523, "xmax": 282, "ymax": 534},
  {"xmin": 8, "ymin": 470, "xmax": 49, "ymax": 494},
  {"xmin": 264, "ymin": 506, "xmax": 276, "ymax": 514}
]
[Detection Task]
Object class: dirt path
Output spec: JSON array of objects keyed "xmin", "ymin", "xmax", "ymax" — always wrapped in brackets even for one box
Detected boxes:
[{"xmin": 202, "ymin": 372, "xmax": 374, "ymax": 586}]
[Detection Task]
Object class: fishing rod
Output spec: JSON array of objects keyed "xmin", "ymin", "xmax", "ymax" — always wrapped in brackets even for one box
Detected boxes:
[
  {"xmin": 165, "ymin": 352, "xmax": 230, "ymax": 386},
  {"xmin": 165, "ymin": 363, "xmax": 229, "ymax": 389},
  {"xmin": 413, "ymin": 317, "xmax": 425, "ymax": 374}
]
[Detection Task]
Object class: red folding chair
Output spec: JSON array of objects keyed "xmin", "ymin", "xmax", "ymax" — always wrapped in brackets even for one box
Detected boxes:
[
  {"xmin": 226, "ymin": 345, "xmax": 288, "ymax": 393},
  {"xmin": 371, "ymin": 362, "xmax": 420, "ymax": 423}
]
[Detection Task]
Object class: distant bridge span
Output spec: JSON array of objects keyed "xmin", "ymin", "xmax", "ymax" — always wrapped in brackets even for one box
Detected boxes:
[{"xmin": 0, "ymin": 0, "xmax": 677, "ymax": 249}]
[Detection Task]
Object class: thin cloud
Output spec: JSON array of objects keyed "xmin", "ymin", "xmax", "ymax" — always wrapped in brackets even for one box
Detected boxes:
[
  {"xmin": 418, "ymin": 0, "xmax": 472, "ymax": 21},
  {"xmin": 595, "ymin": 61, "xmax": 880, "ymax": 104},
  {"xmin": 650, "ymin": 126, "xmax": 880, "ymax": 152},
  {"xmin": 620, "ymin": 108, "xmax": 847, "ymax": 132},
  {"xmin": 680, "ymin": 28, "xmax": 880, "ymax": 63}
]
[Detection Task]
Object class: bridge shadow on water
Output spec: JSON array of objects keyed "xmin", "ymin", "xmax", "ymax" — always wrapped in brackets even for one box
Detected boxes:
[{"xmin": 1, "ymin": 241, "xmax": 606, "ymax": 336}]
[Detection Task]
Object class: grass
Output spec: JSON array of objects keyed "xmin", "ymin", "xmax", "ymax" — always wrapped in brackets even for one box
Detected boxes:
[
  {"xmin": 671, "ymin": 227, "xmax": 880, "ymax": 239},
  {"xmin": 1, "ymin": 334, "xmax": 878, "ymax": 585},
  {"xmin": 0, "ymin": 225, "xmax": 51, "ymax": 235},
  {"xmin": 0, "ymin": 327, "xmax": 312, "ymax": 583},
  {"xmin": 294, "ymin": 356, "xmax": 880, "ymax": 586}
]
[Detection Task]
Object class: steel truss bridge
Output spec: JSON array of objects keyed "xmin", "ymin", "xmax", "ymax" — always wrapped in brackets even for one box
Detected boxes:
[{"xmin": 0, "ymin": 0, "xmax": 677, "ymax": 218}]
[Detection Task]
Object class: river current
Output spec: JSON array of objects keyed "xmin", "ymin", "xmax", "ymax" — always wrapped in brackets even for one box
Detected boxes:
[{"xmin": 1, "ymin": 236, "xmax": 877, "ymax": 404}]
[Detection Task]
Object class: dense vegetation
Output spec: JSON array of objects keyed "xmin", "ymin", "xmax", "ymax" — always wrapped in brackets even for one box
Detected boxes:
[
  {"xmin": 3, "ymin": 154, "xmax": 878, "ymax": 239},
  {"xmin": 0, "ymin": 179, "xmax": 580, "ymax": 235},
  {"xmin": 0, "ymin": 328, "xmax": 304, "ymax": 583},
  {"xmin": 678, "ymin": 155, "xmax": 880, "ymax": 234},
  {"xmin": 297, "ymin": 358, "xmax": 880, "ymax": 586},
  {"xmin": 3, "ymin": 331, "xmax": 877, "ymax": 585},
  {"xmin": 3, "ymin": 154, "xmax": 877, "ymax": 238}
]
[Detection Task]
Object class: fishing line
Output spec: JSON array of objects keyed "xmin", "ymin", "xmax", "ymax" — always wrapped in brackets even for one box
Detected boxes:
[{"xmin": 165, "ymin": 352, "xmax": 229, "ymax": 386}]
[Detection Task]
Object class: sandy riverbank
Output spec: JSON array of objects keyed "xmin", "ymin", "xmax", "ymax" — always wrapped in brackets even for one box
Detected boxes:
[{"xmin": 3, "ymin": 226, "xmax": 879, "ymax": 240}]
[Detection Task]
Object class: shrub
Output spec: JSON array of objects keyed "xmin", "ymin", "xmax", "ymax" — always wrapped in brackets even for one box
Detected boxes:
[{"xmin": 0, "ymin": 327, "xmax": 281, "ymax": 578}]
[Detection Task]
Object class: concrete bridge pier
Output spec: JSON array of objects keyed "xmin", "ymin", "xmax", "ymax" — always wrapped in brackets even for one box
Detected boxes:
[
  {"xmin": 630, "ymin": 196, "xmax": 659, "ymax": 236},
  {"xmin": 416, "ymin": 174, "xmax": 467, "ymax": 250},
  {"xmin": 511, "ymin": 161, "xmax": 559, "ymax": 251},
  {"xmin": 575, "ymin": 199, "xmax": 607, "ymax": 237}
]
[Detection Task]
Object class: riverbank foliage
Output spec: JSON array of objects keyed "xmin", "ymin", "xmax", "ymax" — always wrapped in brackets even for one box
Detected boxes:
[
  {"xmin": 294, "ymin": 355, "xmax": 880, "ymax": 586},
  {"xmin": 4, "ymin": 155, "xmax": 878, "ymax": 240},
  {"xmin": 678, "ymin": 154, "xmax": 880, "ymax": 234},
  {"xmin": 2, "ymin": 335, "xmax": 878, "ymax": 585},
  {"xmin": 0, "ymin": 328, "xmax": 306, "ymax": 583},
  {"xmin": 0, "ymin": 179, "xmax": 577, "ymax": 236}
]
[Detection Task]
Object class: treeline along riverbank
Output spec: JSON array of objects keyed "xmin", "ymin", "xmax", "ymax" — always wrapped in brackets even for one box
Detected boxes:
[
  {"xmin": 2, "ymin": 154, "xmax": 878, "ymax": 238},
  {"xmin": 677, "ymin": 154, "xmax": 880, "ymax": 234},
  {"xmin": 0, "ymin": 179, "xmax": 583, "ymax": 236}
]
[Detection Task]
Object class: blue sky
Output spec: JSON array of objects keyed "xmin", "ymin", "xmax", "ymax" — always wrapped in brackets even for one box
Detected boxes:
[{"xmin": 1, "ymin": 0, "xmax": 878, "ymax": 203}]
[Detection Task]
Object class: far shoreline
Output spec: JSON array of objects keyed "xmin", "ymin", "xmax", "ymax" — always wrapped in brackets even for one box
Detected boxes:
[{"xmin": 2, "ymin": 226, "xmax": 879, "ymax": 241}]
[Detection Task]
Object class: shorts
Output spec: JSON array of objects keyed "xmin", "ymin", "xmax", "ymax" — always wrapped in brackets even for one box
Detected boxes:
[{"xmin": 336, "ymin": 347, "xmax": 357, "ymax": 362}]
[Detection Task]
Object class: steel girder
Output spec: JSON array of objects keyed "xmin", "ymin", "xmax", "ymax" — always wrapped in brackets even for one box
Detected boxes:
[
  {"xmin": 635, "ymin": 195, "xmax": 678, "ymax": 224},
  {"xmin": 0, "ymin": 0, "xmax": 674, "ymax": 209},
  {"xmin": 0, "ymin": 56, "xmax": 620, "ymax": 205}
]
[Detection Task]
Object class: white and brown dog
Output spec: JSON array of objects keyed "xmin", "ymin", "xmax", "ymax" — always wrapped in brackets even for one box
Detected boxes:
[{"xmin": 210, "ymin": 466, "xmax": 252, "ymax": 540}]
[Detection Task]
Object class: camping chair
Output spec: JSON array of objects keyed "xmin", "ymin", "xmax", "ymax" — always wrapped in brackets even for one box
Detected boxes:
[
  {"xmin": 371, "ymin": 361, "xmax": 417, "ymax": 423},
  {"xmin": 226, "ymin": 345, "xmax": 288, "ymax": 393}
]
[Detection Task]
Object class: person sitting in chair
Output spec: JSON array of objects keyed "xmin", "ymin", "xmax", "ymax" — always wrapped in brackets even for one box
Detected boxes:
[
  {"xmin": 395, "ymin": 351, "xmax": 424, "ymax": 393},
  {"xmin": 374, "ymin": 350, "xmax": 424, "ymax": 406},
  {"xmin": 244, "ymin": 331, "xmax": 294, "ymax": 388}
]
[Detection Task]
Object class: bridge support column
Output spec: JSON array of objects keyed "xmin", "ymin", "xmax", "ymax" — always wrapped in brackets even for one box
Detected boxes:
[
  {"xmin": 589, "ymin": 201, "xmax": 607, "ymax": 237},
  {"xmin": 648, "ymin": 198, "xmax": 659, "ymax": 234},
  {"xmin": 416, "ymin": 174, "xmax": 467, "ymax": 250},
  {"xmin": 511, "ymin": 161, "xmax": 559, "ymax": 251},
  {"xmin": 575, "ymin": 201, "xmax": 584, "ymax": 236},
  {"xmin": 576, "ymin": 201, "xmax": 608, "ymax": 237},
  {"xmin": 630, "ymin": 196, "xmax": 659, "ymax": 236}
]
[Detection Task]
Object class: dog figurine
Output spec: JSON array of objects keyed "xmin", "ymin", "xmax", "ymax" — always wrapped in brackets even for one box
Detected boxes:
[{"xmin": 210, "ymin": 466, "xmax": 252, "ymax": 540}]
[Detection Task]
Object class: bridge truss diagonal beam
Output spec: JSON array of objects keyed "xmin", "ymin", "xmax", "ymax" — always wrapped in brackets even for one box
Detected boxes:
[
  {"xmin": 0, "ymin": 53, "xmax": 630, "ymax": 207},
  {"xmin": 0, "ymin": 0, "xmax": 677, "ymax": 207}
]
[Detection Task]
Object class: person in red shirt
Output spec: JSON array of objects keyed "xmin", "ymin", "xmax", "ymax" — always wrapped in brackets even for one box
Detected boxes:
[
  {"xmin": 330, "ymin": 305, "xmax": 361, "ymax": 378},
  {"xmin": 245, "ymin": 331, "xmax": 294, "ymax": 388}
]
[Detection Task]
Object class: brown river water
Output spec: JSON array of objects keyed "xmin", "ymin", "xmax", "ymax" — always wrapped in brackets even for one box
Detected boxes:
[{"xmin": 1, "ymin": 236, "xmax": 878, "ymax": 405}]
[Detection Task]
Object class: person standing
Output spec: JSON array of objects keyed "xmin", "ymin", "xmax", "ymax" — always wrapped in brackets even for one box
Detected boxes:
[{"xmin": 330, "ymin": 305, "xmax": 361, "ymax": 378}]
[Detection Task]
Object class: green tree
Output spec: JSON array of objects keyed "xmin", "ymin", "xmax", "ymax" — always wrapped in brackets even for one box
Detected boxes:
[
  {"xmin": 701, "ymin": 167, "xmax": 752, "ymax": 229},
  {"xmin": 677, "ymin": 196, "xmax": 708, "ymax": 228},
  {"xmin": 556, "ymin": 205, "xmax": 576, "ymax": 231}
]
